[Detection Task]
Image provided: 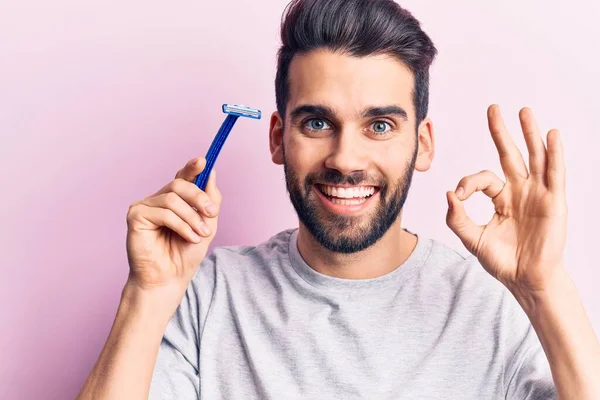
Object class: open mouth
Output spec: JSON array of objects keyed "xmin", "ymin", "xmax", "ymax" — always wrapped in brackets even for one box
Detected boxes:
[{"xmin": 315, "ymin": 184, "xmax": 379, "ymax": 205}]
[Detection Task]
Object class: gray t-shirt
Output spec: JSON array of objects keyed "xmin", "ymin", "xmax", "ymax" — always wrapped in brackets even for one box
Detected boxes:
[{"xmin": 149, "ymin": 228, "xmax": 556, "ymax": 399}]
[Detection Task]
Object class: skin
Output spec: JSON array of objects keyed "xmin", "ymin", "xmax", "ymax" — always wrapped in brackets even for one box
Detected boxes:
[
  {"xmin": 446, "ymin": 105, "xmax": 600, "ymax": 399},
  {"xmin": 78, "ymin": 160, "xmax": 222, "ymax": 399},
  {"xmin": 269, "ymin": 50, "xmax": 434, "ymax": 279},
  {"xmin": 78, "ymin": 49, "xmax": 600, "ymax": 399},
  {"xmin": 270, "ymin": 49, "xmax": 600, "ymax": 398}
]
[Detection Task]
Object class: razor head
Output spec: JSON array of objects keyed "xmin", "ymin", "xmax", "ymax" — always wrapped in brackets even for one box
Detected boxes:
[{"xmin": 222, "ymin": 104, "xmax": 261, "ymax": 119}]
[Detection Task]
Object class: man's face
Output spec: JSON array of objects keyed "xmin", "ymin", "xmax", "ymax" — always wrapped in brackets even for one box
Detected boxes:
[{"xmin": 277, "ymin": 50, "xmax": 420, "ymax": 254}]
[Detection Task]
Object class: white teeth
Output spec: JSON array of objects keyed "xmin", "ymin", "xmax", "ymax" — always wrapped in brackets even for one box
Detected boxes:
[
  {"xmin": 330, "ymin": 197, "xmax": 368, "ymax": 205},
  {"xmin": 320, "ymin": 185, "xmax": 375, "ymax": 199}
]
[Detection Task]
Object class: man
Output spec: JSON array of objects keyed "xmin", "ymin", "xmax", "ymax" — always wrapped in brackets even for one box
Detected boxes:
[{"xmin": 79, "ymin": 0, "xmax": 600, "ymax": 399}]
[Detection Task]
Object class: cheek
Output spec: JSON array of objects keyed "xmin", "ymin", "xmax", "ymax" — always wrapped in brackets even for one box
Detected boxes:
[
  {"xmin": 287, "ymin": 136, "xmax": 327, "ymax": 170},
  {"xmin": 376, "ymin": 147, "xmax": 415, "ymax": 185}
]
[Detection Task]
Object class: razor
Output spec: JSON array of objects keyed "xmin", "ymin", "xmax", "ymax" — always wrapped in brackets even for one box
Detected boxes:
[{"xmin": 194, "ymin": 104, "xmax": 261, "ymax": 190}]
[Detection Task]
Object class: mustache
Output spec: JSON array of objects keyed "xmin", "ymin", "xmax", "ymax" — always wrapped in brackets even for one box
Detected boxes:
[{"xmin": 306, "ymin": 169, "xmax": 383, "ymax": 187}]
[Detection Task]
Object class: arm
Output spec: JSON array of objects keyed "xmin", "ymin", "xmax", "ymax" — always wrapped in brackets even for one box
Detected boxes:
[
  {"xmin": 78, "ymin": 157, "xmax": 221, "ymax": 399},
  {"xmin": 512, "ymin": 267, "xmax": 600, "ymax": 399},
  {"xmin": 446, "ymin": 105, "xmax": 600, "ymax": 399},
  {"xmin": 78, "ymin": 283, "xmax": 177, "ymax": 399}
]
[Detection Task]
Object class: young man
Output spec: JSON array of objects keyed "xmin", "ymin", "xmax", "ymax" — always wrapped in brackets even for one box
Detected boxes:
[{"xmin": 79, "ymin": 0, "xmax": 600, "ymax": 399}]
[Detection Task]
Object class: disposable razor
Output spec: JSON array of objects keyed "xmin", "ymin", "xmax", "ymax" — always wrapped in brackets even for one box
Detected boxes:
[{"xmin": 194, "ymin": 104, "xmax": 261, "ymax": 190}]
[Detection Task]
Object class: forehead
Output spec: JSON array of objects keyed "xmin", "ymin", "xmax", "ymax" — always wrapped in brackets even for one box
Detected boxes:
[{"xmin": 287, "ymin": 49, "xmax": 415, "ymax": 118}]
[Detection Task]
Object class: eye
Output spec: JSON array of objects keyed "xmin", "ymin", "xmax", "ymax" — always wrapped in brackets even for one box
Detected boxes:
[
  {"xmin": 371, "ymin": 121, "xmax": 392, "ymax": 134},
  {"xmin": 305, "ymin": 118, "xmax": 331, "ymax": 131}
]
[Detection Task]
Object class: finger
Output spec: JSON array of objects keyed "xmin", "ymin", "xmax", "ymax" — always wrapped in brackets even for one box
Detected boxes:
[
  {"xmin": 142, "ymin": 192, "xmax": 212, "ymax": 237},
  {"xmin": 204, "ymin": 168, "xmax": 222, "ymax": 208},
  {"xmin": 175, "ymin": 157, "xmax": 207, "ymax": 182},
  {"xmin": 154, "ymin": 178, "xmax": 219, "ymax": 219},
  {"xmin": 455, "ymin": 170, "xmax": 505, "ymax": 201},
  {"xmin": 519, "ymin": 107, "xmax": 547, "ymax": 178},
  {"xmin": 446, "ymin": 191, "xmax": 484, "ymax": 254},
  {"xmin": 487, "ymin": 104, "xmax": 529, "ymax": 181},
  {"xmin": 547, "ymin": 129, "xmax": 566, "ymax": 193},
  {"xmin": 133, "ymin": 204, "xmax": 202, "ymax": 244}
]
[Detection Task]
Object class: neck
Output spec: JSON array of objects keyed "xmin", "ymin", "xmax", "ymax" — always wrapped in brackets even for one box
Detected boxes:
[{"xmin": 296, "ymin": 216, "xmax": 418, "ymax": 279}]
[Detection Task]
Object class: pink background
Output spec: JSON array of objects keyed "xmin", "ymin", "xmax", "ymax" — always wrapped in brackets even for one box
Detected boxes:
[{"xmin": 1, "ymin": 0, "xmax": 599, "ymax": 398}]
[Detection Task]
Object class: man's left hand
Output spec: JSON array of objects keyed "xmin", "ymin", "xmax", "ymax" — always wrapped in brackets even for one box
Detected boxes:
[{"xmin": 446, "ymin": 104, "xmax": 568, "ymax": 294}]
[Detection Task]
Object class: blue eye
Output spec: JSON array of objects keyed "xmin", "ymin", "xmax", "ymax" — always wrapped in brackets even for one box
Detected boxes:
[
  {"xmin": 306, "ymin": 118, "xmax": 331, "ymax": 131},
  {"xmin": 372, "ymin": 121, "xmax": 391, "ymax": 134}
]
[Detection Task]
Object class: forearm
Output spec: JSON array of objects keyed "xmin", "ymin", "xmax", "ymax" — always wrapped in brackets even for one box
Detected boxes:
[
  {"xmin": 78, "ymin": 282, "xmax": 181, "ymax": 400},
  {"xmin": 512, "ymin": 268, "xmax": 600, "ymax": 400}
]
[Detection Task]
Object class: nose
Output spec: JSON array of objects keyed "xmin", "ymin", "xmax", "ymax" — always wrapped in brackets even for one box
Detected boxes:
[{"xmin": 323, "ymin": 129, "xmax": 369, "ymax": 175}]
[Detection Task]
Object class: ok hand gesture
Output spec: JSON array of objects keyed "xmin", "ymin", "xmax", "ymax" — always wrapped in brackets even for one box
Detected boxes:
[{"xmin": 446, "ymin": 105, "xmax": 567, "ymax": 294}]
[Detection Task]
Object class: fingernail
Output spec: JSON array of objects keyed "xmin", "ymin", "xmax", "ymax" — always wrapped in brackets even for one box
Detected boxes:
[
  {"xmin": 199, "ymin": 223, "xmax": 211, "ymax": 236},
  {"xmin": 205, "ymin": 202, "xmax": 217, "ymax": 215},
  {"xmin": 456, "ymin": 187, "xmax": 464, "ymax": 199}
]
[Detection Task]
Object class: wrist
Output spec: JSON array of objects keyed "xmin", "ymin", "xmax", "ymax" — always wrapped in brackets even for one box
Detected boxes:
[
  {"xmin": 509, "ymin": 266, "xmax": 575, "ymax": 317},
  {"xmin": 120, "ymin": 278, "xmax": 187, "ymax": 329}
]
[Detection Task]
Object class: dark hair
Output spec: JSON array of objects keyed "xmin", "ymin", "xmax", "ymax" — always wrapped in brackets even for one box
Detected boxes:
[{"xmin": 275, "ymin": 0, "xmax": 437, "ymax": 127}]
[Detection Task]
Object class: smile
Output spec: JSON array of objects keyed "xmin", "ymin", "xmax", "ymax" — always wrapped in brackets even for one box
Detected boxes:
[{"xmin": 314, "ymin": 184, "xmax": 380, "ymax": 214}]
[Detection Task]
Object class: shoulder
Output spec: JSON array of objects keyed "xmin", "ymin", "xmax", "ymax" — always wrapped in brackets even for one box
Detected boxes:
[
  {"xmin": 420, "ymin": 238, "xmax": 535, "ymax": 340},
  {"xmin": 193, "ymin": 228, "xmax": 294, "ymax": 283},
  {"xmin": 425, "ymin": 238, "xmax": 537, "ymax": 336},
  {"xmin": 427, "ymin": 238, "xmax": 501, "ymax": 287},
  {"xmin": 420, "ymin": 237, "xmax": 511, "ymax": 311},
  {"xmin": 209, "ymin": 228, "xmax": 293, "ymax": 267}
]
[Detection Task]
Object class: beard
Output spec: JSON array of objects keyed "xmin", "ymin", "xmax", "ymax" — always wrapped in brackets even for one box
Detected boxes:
[{"xmin": 283, "ymin": 145, "xmax": 418, "ymax": 254}]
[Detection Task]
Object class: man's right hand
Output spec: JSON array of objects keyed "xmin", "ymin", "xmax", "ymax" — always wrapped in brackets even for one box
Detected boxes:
[
  {"xmin": 125, "ymin": 157, "xmax": 221, "ymax": 297},
  {"xmin": 78, "ymin": 158, "xmax": 220, "ymax": 400}
]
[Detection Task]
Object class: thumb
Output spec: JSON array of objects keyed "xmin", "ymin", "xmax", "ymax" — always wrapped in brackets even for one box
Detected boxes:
[
  {"xmin": 446, "ymin": 190, "xmax": 483, "ymax": 254},
  {"xmin": 205, "ymin": 168, "xmax": 221, "ymax": 205}
]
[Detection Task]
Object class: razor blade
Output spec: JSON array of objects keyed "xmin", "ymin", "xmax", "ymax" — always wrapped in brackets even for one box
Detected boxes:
[
  {"xmin": 223, "ymin": 104, "xmax": 262, "ymax": 119},
  {"xmin": 194, "ymin": 103, "xmax": 262, "ymax": 190}
]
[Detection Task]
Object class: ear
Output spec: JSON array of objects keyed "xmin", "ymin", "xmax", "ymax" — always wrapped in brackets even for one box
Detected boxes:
[
  {"xmin": 414, "ymin": 117, "xmax": 435, "ymax": 172},
  {"xmin": 269, "ymin": 111, "xmax": 285, "ymax": 165}
]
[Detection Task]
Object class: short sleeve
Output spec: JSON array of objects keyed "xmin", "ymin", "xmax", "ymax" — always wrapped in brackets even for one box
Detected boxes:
[
  {"xmin": 503, "ymin": 292, "xmax": 557, "ymax": 399},
  {"xmin": 148, "ymin": 253, "xmax": 217, "ymax": 399}
]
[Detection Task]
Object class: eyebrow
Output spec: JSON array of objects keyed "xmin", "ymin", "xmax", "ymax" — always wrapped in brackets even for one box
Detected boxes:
[
  {"xmin": 362, "ymin": 106, "xmax": 408, "ymax": 121},
  {"xmin": 289, "ymin": 104, "xmax": 408, "ymax": 121},
  {"xmin": 290, "ymin": 104, "xmax": 337, "ymax": 121}
]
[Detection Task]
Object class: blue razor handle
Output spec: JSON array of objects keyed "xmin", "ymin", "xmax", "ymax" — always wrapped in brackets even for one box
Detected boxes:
[{"xmin": 194, "ymin": 104, "xmax": 261, "ymax": 190}]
